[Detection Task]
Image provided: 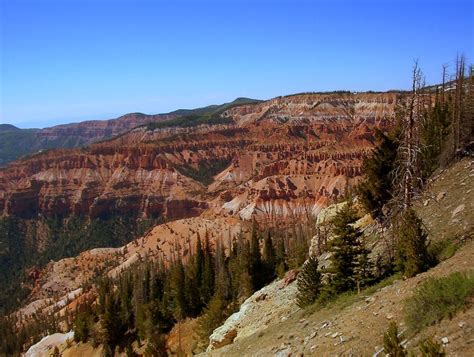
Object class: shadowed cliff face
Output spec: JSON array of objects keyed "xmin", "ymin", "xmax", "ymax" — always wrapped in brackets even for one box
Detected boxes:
[{"xmin": 0, "ymin": 93, "xmax": 399, "ymax": 221}]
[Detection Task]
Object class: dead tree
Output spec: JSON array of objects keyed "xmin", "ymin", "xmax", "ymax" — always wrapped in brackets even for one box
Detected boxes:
[
  {"xmin": 398, "ymin": 61, "xmax": 424, "ymax": 210},
  {"xmin": 452, "ymin": 55, "xmax": 466, "ymax": 156}
]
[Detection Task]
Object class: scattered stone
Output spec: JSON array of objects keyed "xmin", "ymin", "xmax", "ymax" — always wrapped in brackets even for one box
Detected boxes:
[
  {"xmin": 436, "ymin": 191, "xmax": 446, "ymax": 201},
  {"xmin": 459, "ymin": 321, "xmax": 466, "ymax": 328},
  {"xmin": 386, "ymin": 314, "xmax": 394, "ymax": 320},
  {"xmin": 423, "ymin": 199, "xmax": 430, "ymax": 206},
  {"xmin": 452, "ymin": 204, "xmax": 465, "ymax": 217},
  {"xmin": 275, "ymin": 345, "xmax": 292, "ymax": 357},
  {"xmin": 441, "ymin": 337, "xmax": 449, "ymax": 345},
  {"xmin": 331, "ymin": 332, "xmax": 340, "ymax": 338},
  {"xmin": 308, "ymin": 331, "xmax": 317, "ymax": 339},
  {"xmin": 299, "ymin": 318, "xmax": 306, "ymax": 324},
  {"xmin": 365, "ymin": 297, "xmax": 375, "ymax": 304},
  {"xmin": 310, "ymin": 345, "xmax": 317, "ymax": 352},
  {"xmin": 256, "ymin": 293, "xmax": 268, "ymax": 302}
]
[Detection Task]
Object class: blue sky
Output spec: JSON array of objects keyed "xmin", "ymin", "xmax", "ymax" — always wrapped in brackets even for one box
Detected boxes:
[{"xmin": 0, "ymin": 0, "xmax": 473, "ymax": 128}]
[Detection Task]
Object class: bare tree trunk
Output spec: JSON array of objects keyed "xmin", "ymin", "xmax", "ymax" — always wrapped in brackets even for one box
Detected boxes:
[
  {"xmin": 403, "ymin": 62, "xmax": 420, "ymax": 210},
  {"xmin": 441, "ymin": 64, "xmax": 448, "ymax": 105},
  {"xmin": 453, "ymin": 55, "xmax": 466, "ymax": 156}
]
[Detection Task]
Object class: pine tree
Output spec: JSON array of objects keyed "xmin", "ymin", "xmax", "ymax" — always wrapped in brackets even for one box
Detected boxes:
[
  {"xmin": 196, "ymin": 294, "xmax": 227, "ymax": 352},
  {"xmin": 249, "ymin": 225, "xmax": 265, "ymax": 290},
  {"xmin": 420, "ymin": 100, "xmax": 451, "ymax": 177},
  {"xmin": 201, "ymin": 234, "xmax": 215, "ymax": 304},
  {"xmin": 101, "ymin": 292, "xmax": 124, "ymax": 355},
  {"xmin": 358, "ymin": 128, "xmax": 398, "ymax": 218},
  {"xmin": 263, "ymin": 231, "xmax": 277, "ymax": 282},
  {"xmin": 324, "ymin": 203, "xmax": 365, "ymax": 295},
  {"xmin": 184, "ymin": 256, "xmax": 202, "ymax": 316},
  {"xmin": 73, "ymin": 309, "xmax": 91, "ymax": 343},
  {"xmin": 354, "ymin": 245, "xmax": 374, "ymax": 293},
  {"xmin": 383, "ymin": 322, "xmax": 407, "ymax": 357},
  {"xmin": 296, "ymin": 256, "xmax": 322, "ymax": 307},
  {"xmin": 169, "ymin": 259, "xmax": 187, "ymax": 320},
  {"xmin": 228, "ymin": 235, "xmax": 253, "ymax": 302},
  {"xmin": 214, "ymin": 239, "xmax": 231, "ymax": 301},
  {"xmin": 275, "ymin": 237, "xmax": 288, "ymax": 278},
  {"xmin": 395, "ymin": 208, "xmax": 430, "ymax": 278}
]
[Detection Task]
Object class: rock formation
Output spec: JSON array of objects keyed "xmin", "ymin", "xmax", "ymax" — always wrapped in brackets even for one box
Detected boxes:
[{"xmin": 0, "ymin": 92, "xmax": 399, "ymax": 222}]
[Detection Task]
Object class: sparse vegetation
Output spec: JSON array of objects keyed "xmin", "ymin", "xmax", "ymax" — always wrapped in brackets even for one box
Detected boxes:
[
  {"xmin": 146, "ymin": 114, "xmax": 234, "ymax": 131},
  {"xmin": 383, "ymin": 321, "xmax": 407, "ymax": 357},
  {"xmin": 404, "ymin": 271, "xmax": 474, "ymax": 332},
  {"xmin": 419, "ymin": 336, "xmax": 446, "ymax": 357},
  {"xmin": 174, "ymin": 158, "xmax": 232, "ymax": 185}
]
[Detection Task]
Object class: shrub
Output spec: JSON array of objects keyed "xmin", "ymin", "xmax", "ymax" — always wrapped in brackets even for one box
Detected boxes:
[
  {"xmin": 428, "ymin": 239, "xmax": 459, "ymax": 263},
  {"xmin": 383, "ymin": 321, "xmax": 407, "ymax": 357},
  {"xmin": 404, "ymin": 271, "xmax": 474, "ymax": 332},
  {"xmin": 419, "ymin": 336, "xmax": 446, "ymax": 357}
]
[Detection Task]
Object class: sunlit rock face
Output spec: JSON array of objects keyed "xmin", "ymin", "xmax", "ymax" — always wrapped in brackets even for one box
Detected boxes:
[{"xmin": 0, "ymin": 92, "xmax": 399, "ymax": 221}]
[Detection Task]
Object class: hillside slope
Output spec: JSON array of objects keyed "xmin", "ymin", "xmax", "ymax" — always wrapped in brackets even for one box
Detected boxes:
[
  {"xmin": 203, "ymin": 158, "xmax": 474, "ymax": 356},
  {"xmin": 205, "ymin": 240, "xmax": 474, "ymax": 356}
]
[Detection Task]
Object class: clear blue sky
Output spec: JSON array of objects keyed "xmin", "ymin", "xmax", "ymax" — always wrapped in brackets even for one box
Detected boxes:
[{"xmin": 1, "ymin": 0, "xmax": 472, "ymax": 128}]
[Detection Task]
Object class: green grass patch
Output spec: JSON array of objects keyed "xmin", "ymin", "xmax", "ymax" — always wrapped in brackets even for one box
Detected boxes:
[
  {"xmin": 404, "ymin": 271, "xmax": 474, "ymax": 332},
  {"xmin": 428, "ymin": 238, "xmax": 460, "ymax": 263}
]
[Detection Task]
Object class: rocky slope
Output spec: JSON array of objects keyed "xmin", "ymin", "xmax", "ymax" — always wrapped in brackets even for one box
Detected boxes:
[
  {"xmin": 205, "ymin": 240, "xmax": 474, "ymax": 356},
  {"xmin": 202, "ymin": 158, "xmax": 474, "ymax": 356}
]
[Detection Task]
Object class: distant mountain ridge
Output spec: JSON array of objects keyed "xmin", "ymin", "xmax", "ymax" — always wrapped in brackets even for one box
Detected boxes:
[
  {"xmin": 0, "ymin": 124, "xmax": 24, "ymax": 132},
  {"xmin": 0, "ymin": 97, "xmax": 261, "ymax": 166}
]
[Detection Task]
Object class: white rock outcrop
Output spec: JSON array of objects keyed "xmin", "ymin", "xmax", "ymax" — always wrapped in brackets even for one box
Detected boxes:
[
  {"xmin": 25, "ymin": 331, "xmax": 74, "ymax": 357},
  {"xmin": 207, "ymin": 270, "xmax": 299, "ymax": 351}
]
